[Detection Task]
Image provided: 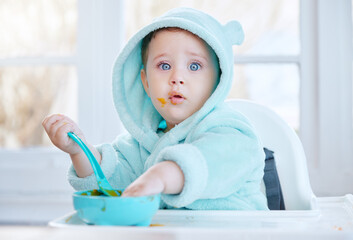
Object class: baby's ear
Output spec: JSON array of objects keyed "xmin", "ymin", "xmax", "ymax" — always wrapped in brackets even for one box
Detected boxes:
[
  {"xmin": 223, "ymin": 20, "xmax": 244, "ymax": 46},
  {"xmin": 140, "ymin": 69, "xmax": 150, "ymax": 96}
]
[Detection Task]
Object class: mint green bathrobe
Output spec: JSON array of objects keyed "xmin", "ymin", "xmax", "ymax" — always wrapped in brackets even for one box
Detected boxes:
[{"xmin": 68, "ymin": 7, "xmax": 268, "ymax": 210}]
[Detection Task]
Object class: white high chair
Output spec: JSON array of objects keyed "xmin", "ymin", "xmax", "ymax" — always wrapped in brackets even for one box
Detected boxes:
[
  {"xmin": 50, "ymin": 99, "xmax": 353, "ymax": 236},
  {"xmin": 226, "ymin": 99, "xmax": 317, "ymax": 210}
]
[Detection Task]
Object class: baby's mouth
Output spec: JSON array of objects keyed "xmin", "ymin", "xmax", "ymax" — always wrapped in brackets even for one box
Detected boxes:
[{"xmin": 169, "ymin": 92, "xmax": 185, "ymax": 105}]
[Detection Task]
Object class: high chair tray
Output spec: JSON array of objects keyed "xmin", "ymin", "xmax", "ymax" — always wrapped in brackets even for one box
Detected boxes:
[{"xmin": 49, "ymin": 195, "xmax": 353, "ymax": 232}]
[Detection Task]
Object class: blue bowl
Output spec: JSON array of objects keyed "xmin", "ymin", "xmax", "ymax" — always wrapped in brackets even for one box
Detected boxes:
[{"xmin": 73, "ymin": 189, "xmax": 160, "ymax": 226}]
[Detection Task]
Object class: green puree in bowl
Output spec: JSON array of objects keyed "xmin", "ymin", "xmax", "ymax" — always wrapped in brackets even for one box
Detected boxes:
[{"xmin": 80, "ymin": 189, "xmax": 122, "ymax": 197}]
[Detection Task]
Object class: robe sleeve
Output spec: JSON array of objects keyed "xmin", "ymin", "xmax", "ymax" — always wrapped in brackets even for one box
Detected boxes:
[
  {"xmin": 67, "ymin": 133, "xmax": 145, "ymax": 191},
  {"xmin": 155, "ymin": 110, "xmax": 265, "ymax": 208}
]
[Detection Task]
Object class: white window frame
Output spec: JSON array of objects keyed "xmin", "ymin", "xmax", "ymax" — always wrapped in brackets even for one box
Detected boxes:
[
  {"xmin": 300, "ymin": 0, "xmax": 353, "ymax": 196},
  {"xmin": 76, "ymin": 0, "xmax": 125, "ymax": 144}
]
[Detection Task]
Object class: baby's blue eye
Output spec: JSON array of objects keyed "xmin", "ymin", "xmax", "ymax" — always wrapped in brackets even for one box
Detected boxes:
[
  {"xmin": 159, "ymin": 63, "xmax": 171, "ymax": 70},
  {"xmin": 189, "ymin": 62, "xmax": 201, "ymax": 71}
]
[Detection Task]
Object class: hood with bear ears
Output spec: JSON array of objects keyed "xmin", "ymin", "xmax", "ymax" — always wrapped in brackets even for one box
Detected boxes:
[{"xmin": 112, "ymin": 7, "xmax": 244, "ymax": 151}]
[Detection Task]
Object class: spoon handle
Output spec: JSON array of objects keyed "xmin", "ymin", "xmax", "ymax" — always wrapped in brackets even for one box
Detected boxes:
[
  {"xmin": 67, "ymin": 132, "xmax": 120, "ymax": 196},
  {"xmin": 68, "ymin": 132, "xmax": 104, "ymax": 178}
]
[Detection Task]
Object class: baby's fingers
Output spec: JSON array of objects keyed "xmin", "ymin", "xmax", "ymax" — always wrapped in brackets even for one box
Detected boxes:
[
  {"xmin": 42, "ymin": 114, "xmax": 62, "ymax": 133},
  {"xmin": 48, "ymin": 118, "xmax": 71, "ymax": 138},
  {"xmin": 122, "ymin": 174, "xmax": 164, "ymax": 197},
  {"xmin": 42, "ymin": 114, "xmax": 75, "ymax": 137},
  {"xmin": 53, "ymin": 123, "xmax": 76, "ymax": 148},
  {"xmin": 49, "ymin": 121, "xmax": 83, "ymax": 154},
  {"xmin": 122, "ymin": 185, "xmax": 148, "ymax": 197},
  {"xmin": 42, "ymin": 114, "xmax": 72, "ymax": 134}
]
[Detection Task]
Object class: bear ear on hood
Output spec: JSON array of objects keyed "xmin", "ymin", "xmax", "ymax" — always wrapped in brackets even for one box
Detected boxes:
[{"xmin": 223, "ymin": 20, "xmax": 244, "ymax": 46}]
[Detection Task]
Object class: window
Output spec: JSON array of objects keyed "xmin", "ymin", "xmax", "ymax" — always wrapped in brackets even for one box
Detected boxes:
[
  {"xmin": 0, "ymin": 0, "xmax": 126, "ymax": 224},
  {"xmin": 0, "ymin": 0, "xmax": 78, "ymax": 149}
]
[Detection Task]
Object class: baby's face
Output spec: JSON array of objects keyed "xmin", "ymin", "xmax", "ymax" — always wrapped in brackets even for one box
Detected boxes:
[{"xmin": 141, "ymin": 29, "xmax": 219, "ymax": 131}]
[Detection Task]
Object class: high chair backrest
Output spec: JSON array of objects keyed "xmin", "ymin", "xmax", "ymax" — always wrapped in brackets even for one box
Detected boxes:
[{"xmin": 226, "ymin": 99, "xmax": 316, "ymax": 210}]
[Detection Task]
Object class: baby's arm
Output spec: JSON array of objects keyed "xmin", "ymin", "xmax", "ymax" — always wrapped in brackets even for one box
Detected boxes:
[
  {"xmin": 122, "ymin": 161, "xmax": 184, "ymax": 197},
  {"xmin": 42, "ymin": 114, "xmax": 101, "ymax": 178}
]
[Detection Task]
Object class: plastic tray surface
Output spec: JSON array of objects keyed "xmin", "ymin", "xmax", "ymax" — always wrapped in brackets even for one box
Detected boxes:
[{"xmin": 50, "ymin": 195, "xmax": 353, "ymax": 233}]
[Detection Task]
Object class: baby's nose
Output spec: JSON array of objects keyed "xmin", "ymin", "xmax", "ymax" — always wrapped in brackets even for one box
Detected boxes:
[
  {"xmin": 169, "ymin": 69, "xmax": 185, "ymax": 85},
  {"xmin": 170, "ymin": 79, "xmax": 184, "ymax": 85}
]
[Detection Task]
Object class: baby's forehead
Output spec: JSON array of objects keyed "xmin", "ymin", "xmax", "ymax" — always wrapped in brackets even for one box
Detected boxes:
[
  {"xmin": 150, "ymin": 27, "xmax": 214, "ymax": 54},
  {"xmin": 153, "ymin": 27, "xmax": 203, "ymax": 42}
]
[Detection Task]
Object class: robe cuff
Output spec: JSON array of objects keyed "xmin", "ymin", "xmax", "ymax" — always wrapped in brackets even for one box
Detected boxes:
[
  {"xmin": 67, "ymin": 143, "xmax": 117, "ymax": 191},
  {"xmin": 155, "ymin": 144, "xmax": 208, "ymax": 207}
]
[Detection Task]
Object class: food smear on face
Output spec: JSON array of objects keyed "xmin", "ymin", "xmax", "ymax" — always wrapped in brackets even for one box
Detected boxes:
[{"xmin": 157, "ymin": 98, "xmax": 167, "ymax": 107}]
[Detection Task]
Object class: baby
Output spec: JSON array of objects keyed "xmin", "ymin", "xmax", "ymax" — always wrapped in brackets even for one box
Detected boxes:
[{"xmin": 42, "ymin": 8, "xmax": 268, "ymax": 210}]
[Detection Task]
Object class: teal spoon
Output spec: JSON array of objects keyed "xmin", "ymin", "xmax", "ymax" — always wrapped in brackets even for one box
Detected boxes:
[{"xmin": 67, "ymin": 132, "xmax": 121, "ymax": 197}]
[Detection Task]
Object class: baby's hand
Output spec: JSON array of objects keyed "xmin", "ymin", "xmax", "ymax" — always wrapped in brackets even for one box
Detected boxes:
[
  {"xmin": 122, "ymin": 169, "xmax": 165, "ymax": 197},
  {"xmin": 42, "ymin": 114, "xmax": 86, "ymax": 155},
  {"xmin": 122, "ymin": 161, "xmax": 184, "ymax": 197}
]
